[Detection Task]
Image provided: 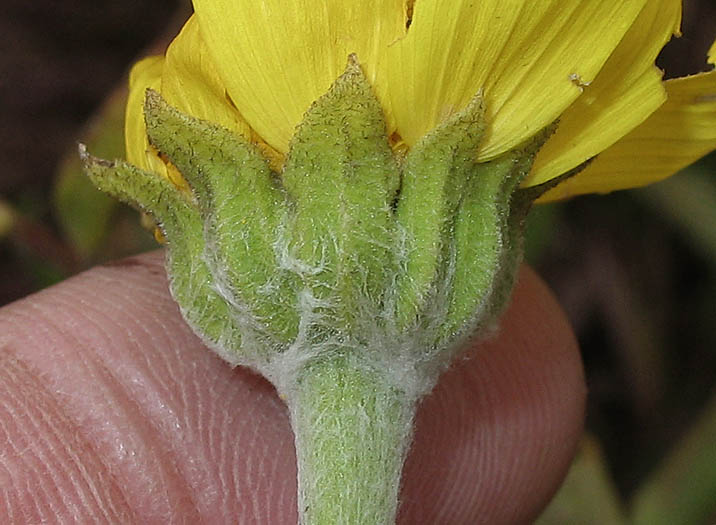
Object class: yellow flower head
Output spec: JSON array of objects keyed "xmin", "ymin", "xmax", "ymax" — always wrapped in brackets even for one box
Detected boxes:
[
  {"xmin": 83, "ymin": 8, "xmax": 716, "ymax": 521},
  {"xmin": 126, "ymin": 0, "xmax": 716, "ymax": 201}
]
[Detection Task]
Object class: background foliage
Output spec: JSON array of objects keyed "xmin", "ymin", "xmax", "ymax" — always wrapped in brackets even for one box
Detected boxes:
[{"xmin": 1, "ymin": 1, "xmax": 714, "ymax": 522}]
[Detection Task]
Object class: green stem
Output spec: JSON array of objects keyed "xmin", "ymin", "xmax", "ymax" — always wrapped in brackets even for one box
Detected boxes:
[{"xmin": 288, "ymin": 353, "xmax": 418, "ymax": 525}]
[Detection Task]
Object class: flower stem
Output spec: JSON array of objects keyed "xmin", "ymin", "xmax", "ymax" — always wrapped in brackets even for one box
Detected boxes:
[{"xmin": 288, "ymin": 353, "xmax": 418, "ymax": 525}]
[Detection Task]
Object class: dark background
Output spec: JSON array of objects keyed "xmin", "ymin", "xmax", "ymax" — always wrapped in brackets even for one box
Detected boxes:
[{"xmin": 1, "ymin": 0, "xmax": 715, "ymax": 518}]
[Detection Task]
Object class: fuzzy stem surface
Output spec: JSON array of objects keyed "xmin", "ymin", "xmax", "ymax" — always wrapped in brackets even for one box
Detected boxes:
[{"xmin": 288, "ymin": 353, "xmax": 418, "ymax": 525}]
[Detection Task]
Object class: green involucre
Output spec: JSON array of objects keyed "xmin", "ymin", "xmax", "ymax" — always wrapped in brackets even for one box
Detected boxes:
[
  {"xmin": 81, "ymin": 57, "xmax": 560, "ymax": 389},
  {"xmin": 82, "ymin": 56, "xmax": 565, "ymax": 525}
]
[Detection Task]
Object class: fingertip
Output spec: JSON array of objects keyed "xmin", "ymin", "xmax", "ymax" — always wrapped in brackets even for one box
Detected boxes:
[
  {"xmin": 0, "ymin": 250, "xmax": 299, "ymax": 522},
  {"xmin": 1, "ymin": 254, "xmax": 584, "ymax": 523}
]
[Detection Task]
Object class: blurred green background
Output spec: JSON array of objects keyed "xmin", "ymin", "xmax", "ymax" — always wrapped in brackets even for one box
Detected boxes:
[{"xmin": 1, "ymin": 1, "xmax": 715, "ymax": 523}]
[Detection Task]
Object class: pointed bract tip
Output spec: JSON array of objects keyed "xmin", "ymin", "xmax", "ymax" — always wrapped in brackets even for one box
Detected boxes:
[
  {"xmin": 78, "ymin": 142, "xmax": 88, "ymax": 160},
  {"xmin": 78, "ymin": 143, "xmax": 114, "ymax": 170},
  {"xmin": 464, "ymin": 89, "xmax": 485, "ymax": 115},
  {"xmin": 143, "ymin": 88, "xmax": 176, "ymax": 131},
  {"xmin": 144, "ymin": 87, "xmax": 162, "ymax": 106},
  {"xmin": 342, "ymin": 53, "xmax": 365, "ymax": 80}
]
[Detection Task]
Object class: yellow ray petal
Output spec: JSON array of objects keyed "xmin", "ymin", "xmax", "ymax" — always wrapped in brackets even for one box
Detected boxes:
[
  {"xmin": 528, "ymin": 1, "xmax": 681, "ymax": 186},
  {"xmin": 385, "ymin": 0, "xmax": 647, "ymax": 160},
  {"xmin": 162, "ymin": 15, "xmax": 252, "ymax": 141},
  {"xmin": 125, "ymin": 55, "xmax": 166, "ymax": 175},
  {"xmin": 539, "ymin": 69, "xmax": 716, "ymax": 202},
  {"xmin": 192, "ymin": 0, "xmax": 406, "ymax": 154},
  {"xmin": 125, "ymin": 55, "xmax": 189, "ymax": 192}
]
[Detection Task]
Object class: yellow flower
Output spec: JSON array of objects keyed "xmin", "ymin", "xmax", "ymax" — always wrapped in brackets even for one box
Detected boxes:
[{"xmin": 126, "ymin": 0, "xmax": 716, "ymax": 201}]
